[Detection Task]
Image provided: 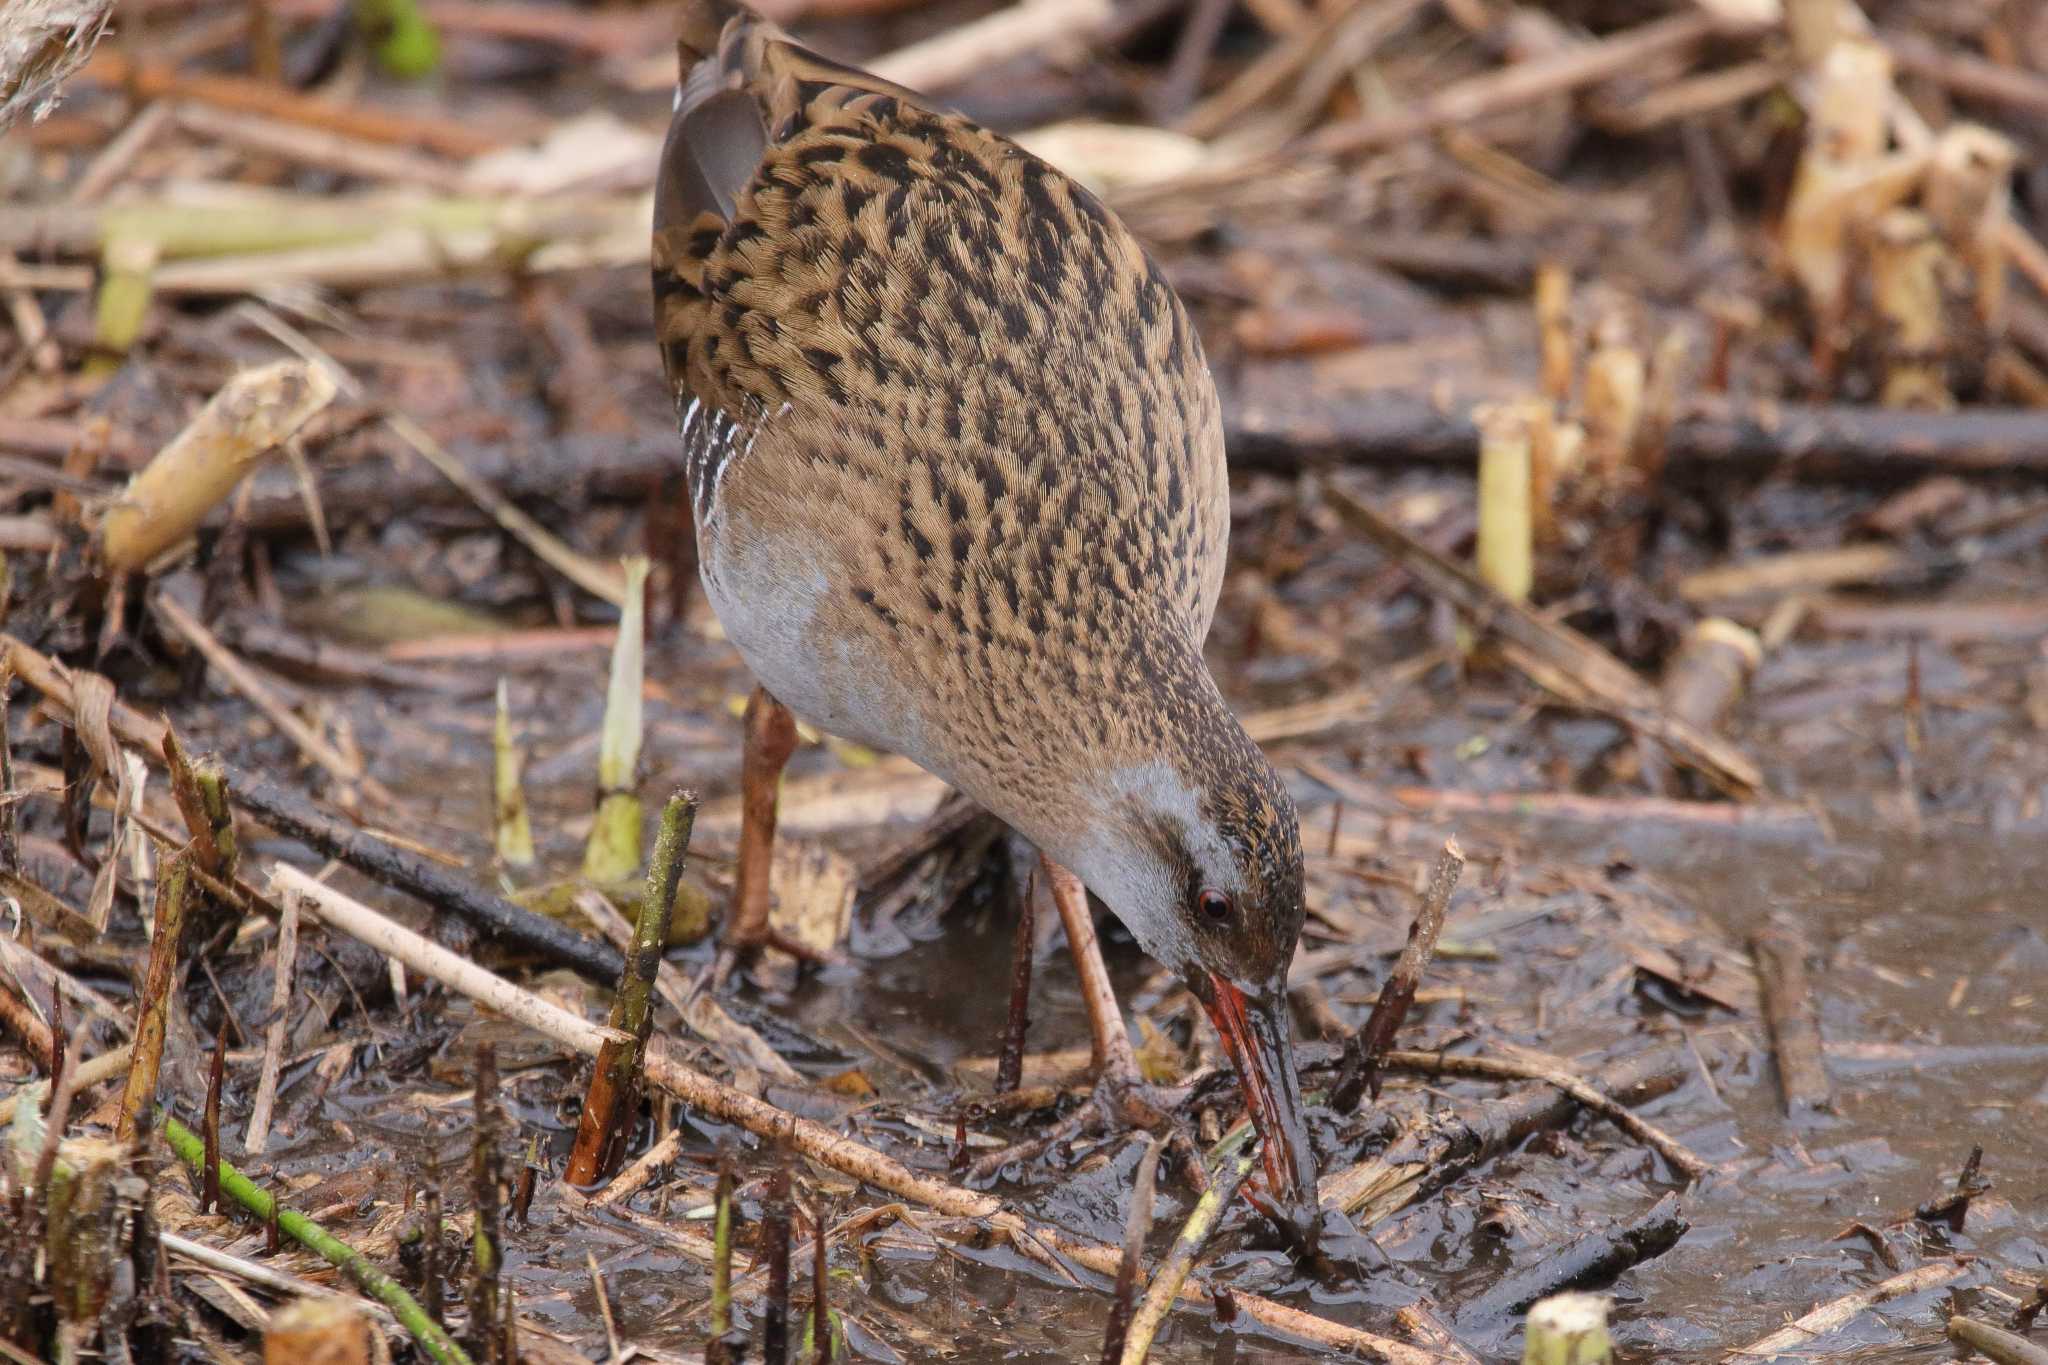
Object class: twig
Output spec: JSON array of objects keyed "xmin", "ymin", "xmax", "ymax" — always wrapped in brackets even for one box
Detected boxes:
[
  {"xmin": 1720, "ymin": 1261, "xmax": 1966, "ymax": 1359},
  {"xmin": 0, "ymin": 1044, "xmax": 130, "ymax": 1128},
  {"xmin": 1120, "ymin": 1149, "xmax": 1256, "ymax": 1365},
  {"xmin": 160, "ymin": 1116, "xmax": 472, "ymax": 1365},
  {"xmin": 1948, "ymin": 1316, "xmax": 2048, "ymax": 1365},
  {"xmin": 763, "ymin": 1149, "xmax": 791, "ymax": 1365},
  {"xmin": 1332, "ymin": 838, "xmax": 1464, "ymax": 1111},
  {"xmin": 565, "ymin": 792, "xmax": 696, "ymax": 1187},
  {"xmin": 1375, "ymin": 1050, "xmax": 1712, "ymax": 1181},
  {"xmin": 1455, "ymin": 1193, "xmax": 1687, "ymax": 1321},
  {"xmin": 271, "ymin": 866, "xmax": 628, "ymax": 1050},
  {"xmin": 1750, "ymin": 919, "xmax": 1832, "ymax": 1116},
  {"xmin": 243, "ymin": 882, "xmax": 299, "ymax": 1154},
  {"xmin": 1101, "ymin": 1137, "xmax": 1162, "ymax": 1364},
  {"xmin": 152, "ymin": 593, "xmax": 389, "ymax": 804},
  {"xmin": 116, "ymin": 852, "xmax": 191, "ymax": 1143},
  {"xmin": 1326, "ymin": 487, "xmax": 1763, "ymax": 796},
  {"xmin": 995, "ymin": 871, "xmax": 1037, "ymax": 1094}
]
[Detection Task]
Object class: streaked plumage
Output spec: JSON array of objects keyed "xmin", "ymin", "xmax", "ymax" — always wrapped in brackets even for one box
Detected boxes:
[{"xmin": 652, "ymin": 0, "xmax": 1317, "ymax": 1228}]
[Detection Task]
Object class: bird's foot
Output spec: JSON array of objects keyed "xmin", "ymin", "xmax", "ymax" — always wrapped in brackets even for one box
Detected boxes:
[
  {"xmin": 700, "ymin": 925, "xmax": 833, "ymax": 994},
  {"xmin": 967, "ymin": 1067, "xmax": 1208, "ymax": 1193}
]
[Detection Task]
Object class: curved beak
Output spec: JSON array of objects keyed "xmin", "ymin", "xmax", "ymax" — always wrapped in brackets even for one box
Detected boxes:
[{"xmin": 1202, "ymin": 973, "xmax": 1319, "ymax": 1239}]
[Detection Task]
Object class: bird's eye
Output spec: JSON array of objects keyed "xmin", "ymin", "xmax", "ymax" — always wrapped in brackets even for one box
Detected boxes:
[{"xmin": 1197, "ymin": 889, "xmax": 1232, "ymax": 924}]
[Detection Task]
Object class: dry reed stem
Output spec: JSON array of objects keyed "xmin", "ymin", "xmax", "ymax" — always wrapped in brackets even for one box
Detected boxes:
[
  {"xmin": 243, "ymin": 885, "xmax": 300, "ymax": 1154},
  {"xmin": 1721, "ymin": 1261, "xmax": 1966, "ymax": 1358},
  {"xmin": 99, "ymin": 360, "xmax": 335, "ymax": 571}
]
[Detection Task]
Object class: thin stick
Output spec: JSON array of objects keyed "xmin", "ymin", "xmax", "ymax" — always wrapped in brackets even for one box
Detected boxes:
[
  {"xmin": 995, "ymin": 872, "xmax": 1037, "ymax": 1094},
  {"xmin": 1720, "ymin": 1261, "xmax": 1966, "ymax": 1359},
  {"xmin": 1751, "ymin": 919, "xmax": 1832, "ymax": 1116},
  {"xmin": 565, "ymin": 792, "xmax": 697, "ymax": 1186},
  {"xmin": 153, "ymin": 593, "xmax": 388, "ymax": 803},
  {"xmin": 1120, "ymin": 1150, "xmax": 1256, "ymax": 1364},
  {"xmin": 0, "ymin": 1044, "xmax": 131, "ymax": 1127},
  {"xmin": 270, "ymin": 866, "xmax": 629, "ymax": 1051},
  {"xmin": 763, "ymin": 1150, "xmax": 791, "ymax": 1365},
  {"xmin": 117, "ymin": 852, "xmax": 191, "ymax": 1143},
  {"xmin": 161, "ymin": 1116, "xmax": 471, "ymax": 1365},
  {"xmin": 243, "ymin": 882, "xmax": 299, "ymax": 1154},
  {"xmin": 1101, "ymin": 1137, "xmax": 1163, "ymax": 1364},
  {"xmin": 1332, "ymin": 839, "xmax": 1463, "ymax": 1111}
]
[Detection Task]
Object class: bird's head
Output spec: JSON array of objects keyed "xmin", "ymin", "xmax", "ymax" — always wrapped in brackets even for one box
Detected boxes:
[{"xmin": 1070, "ymin": 740, "xmax": 1319, "ymax": 1238}]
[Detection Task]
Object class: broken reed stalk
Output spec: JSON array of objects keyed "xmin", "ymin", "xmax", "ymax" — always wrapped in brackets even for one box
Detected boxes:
[
  {"xmin": 243, "ymin": 886, "xmax": 299, "ymax": 1154},
  {"xmin": 98, "ymin": 359, "xmax": 337, "ymax": 571},
  {"xmin": 265, "ymin": 1296, "xmax": 372, "ymax": 1365},
  {"xmin": 116, "ymin": 851, "xmax": 191, "ymax": 1144},
  {"xmin": 162, "ymin": 730, "xmax": 237, "ymax": 879},
  {"xmin": 1100, "ymin": 1136, "xmax": 1163, "ymax": 1365},
  {"xmin": 1522, "ymin": 1293, "xmax": 1612, "ymax": 1365},
  {"xmin": 1751, "ymin": 918, "xmax": 1832, "ymax": 1116},
  {"xmin": 582, "ymin": 557, "xmax": 650, "ymax": 886},
  {"xmin": 0, "ymin": 1045, "xmax": 130, "ymax": 1130},
  {"xmin": 995, "ymin": 870, "xmax": 1037, "ymax": 1094},
  {"xmin": 706, "ymin": 1148, "xmax": 739, "ymax": 1365},
  {"xmin": 469, "ymin": 1046, "xmax": 505, "ymax": 1365},
  {"xmin": 269, "ymin": 865, "xmax": 1445, "ymax": 1364},
  {"xmin": 161, "ymin": 1115, "xmax": 471, "ymax": 1365},
  {"xmin": 1947, "ymin": 1315, "xmax": 2048, "ymax": 1365},
  {"xmin": 1120, "ymin": 1148, "xmax": 1256, "ymax": 1365},
  {"xmin": 566, "ymin": 790, "xmax": 697, "ymax": 1187},
  {"xmin": 492, "ymin": 680, "xmax": 535, "ymax": 869},
  {"xmin": 1332, "ymin": 839, "xmax": 1464, "ymax": 1112},
  {"xmin": 763, "ymin": 1149, "xmax": 792, "ymax": 1365},
  {"xmin": 1474, "ymin": 407, "xmax": 1536, "ymax": 604}
]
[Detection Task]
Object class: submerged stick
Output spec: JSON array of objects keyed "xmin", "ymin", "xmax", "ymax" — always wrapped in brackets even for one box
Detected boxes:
[
  {"xmin": 1458, "ymin": 1193, "xmax": 1686, "ymax": 1322},
  {"xmin": 762, "ymin": 1149, "xmax": 791, "ymax": 1365},
  {"xmin": 1120, "ymin": 1149, "xmax": 1257, "ymax": 1364},
  {"xmin": 1332, "ymin": 839, "xmax": 1464, "ymax": 1112},
  {"xmin": 161, "ymin": 1116, "xmax": 471, "ymax": 1365},
  {"xmin": 566, "ymin": 791, "xmax": 696, "ymax": 1186},
  {"xmin": 116, "ymin": 852, "xmax": 191, "ymax": 1144},
  {"xmin": 1101, "ymin": 1137, "xmax": 1163, "ymax": 1365},
  {"xmin": 1751, "ymin": 918, "xmax": 1832, "ymax": 1116},
  {"xmin": 1721, "ymin": 1261, "xmax": 1966, "ymax": 1359},
  {"xmin": 995, "ymin": 871, "xmax": 1037, "ymax": 1095},
  {"xmin": 469, "ymin": 1046, "xmax": 505, "ymax": 1365},
  {"xmin": 243, "ymin": 885, "xmax": 300, "ymax": 1154}
]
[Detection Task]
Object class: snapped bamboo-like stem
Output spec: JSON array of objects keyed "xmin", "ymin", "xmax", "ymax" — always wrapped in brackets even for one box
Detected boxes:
[
  {"xmin": 469, "ymin": 1045, "xmax": 505, "ymax": 1365},
  {"xmin": 565, "ymin": 791, "xmax": 697, "ymax": 1187},
  {"xmin": 583, "ymin": 557, "xmax": 651, "ymax": 884},
  {"xmin": 1581, "ymin": 325, "xmax": 1645, "ymax": 484},
  {"xmin": 492, "ymin": 680, "xmax": 535, "ymax": 869},
  {"xmin": 90, "ymin": 235, "xmax": 157, "ymax": 372},
  {"xmin": 1869, "ymin": 208, "xmax": 1953, "ymax": 410},
  {"xmin": 1521, "ymin": 1293, "xmax": 1611, "ymax": 1365},
  {"xmin": 706, "ymin": 1148, "xmax": 739, "ymax": 1364},
  {"xmin": 1659, "ymin": 619, "xmax": 1763, "ymax": 738},
  {"xmin": 1924, "ymin": 124, "xmax": 2016, "ymax": 334},
  {"xmin": 116, "ymin": 852, "xmax": 191, "ymax": 1144},
  {"xmin": 161, "ymin": 1116, "xmax": 471, "ymax": 1365},
  {"xmin": 99, "ymin": 360, "xmax": 337, "ymax": 572},
  {"xmin": 1534, "ymin": 264, "xmax": 1573, "ymax": 403},
  {"xmin": 1474, "ymin": 404, "xmax": 1539, "ymax": 604}
]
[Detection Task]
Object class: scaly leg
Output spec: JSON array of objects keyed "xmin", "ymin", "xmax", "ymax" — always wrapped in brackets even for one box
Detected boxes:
[
  {"xmin": 708, "ymin": 686, "xmax": 824, "ymax": 989},
  {"xmin": 968, "ymin": 857, "xmax": 1204, "ymax": 1189}
]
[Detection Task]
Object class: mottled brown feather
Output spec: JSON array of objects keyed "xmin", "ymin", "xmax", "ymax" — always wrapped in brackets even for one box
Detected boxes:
[{"xmin": 650, "ymin": 0, "xmax": 1300, "ymax": 980}]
